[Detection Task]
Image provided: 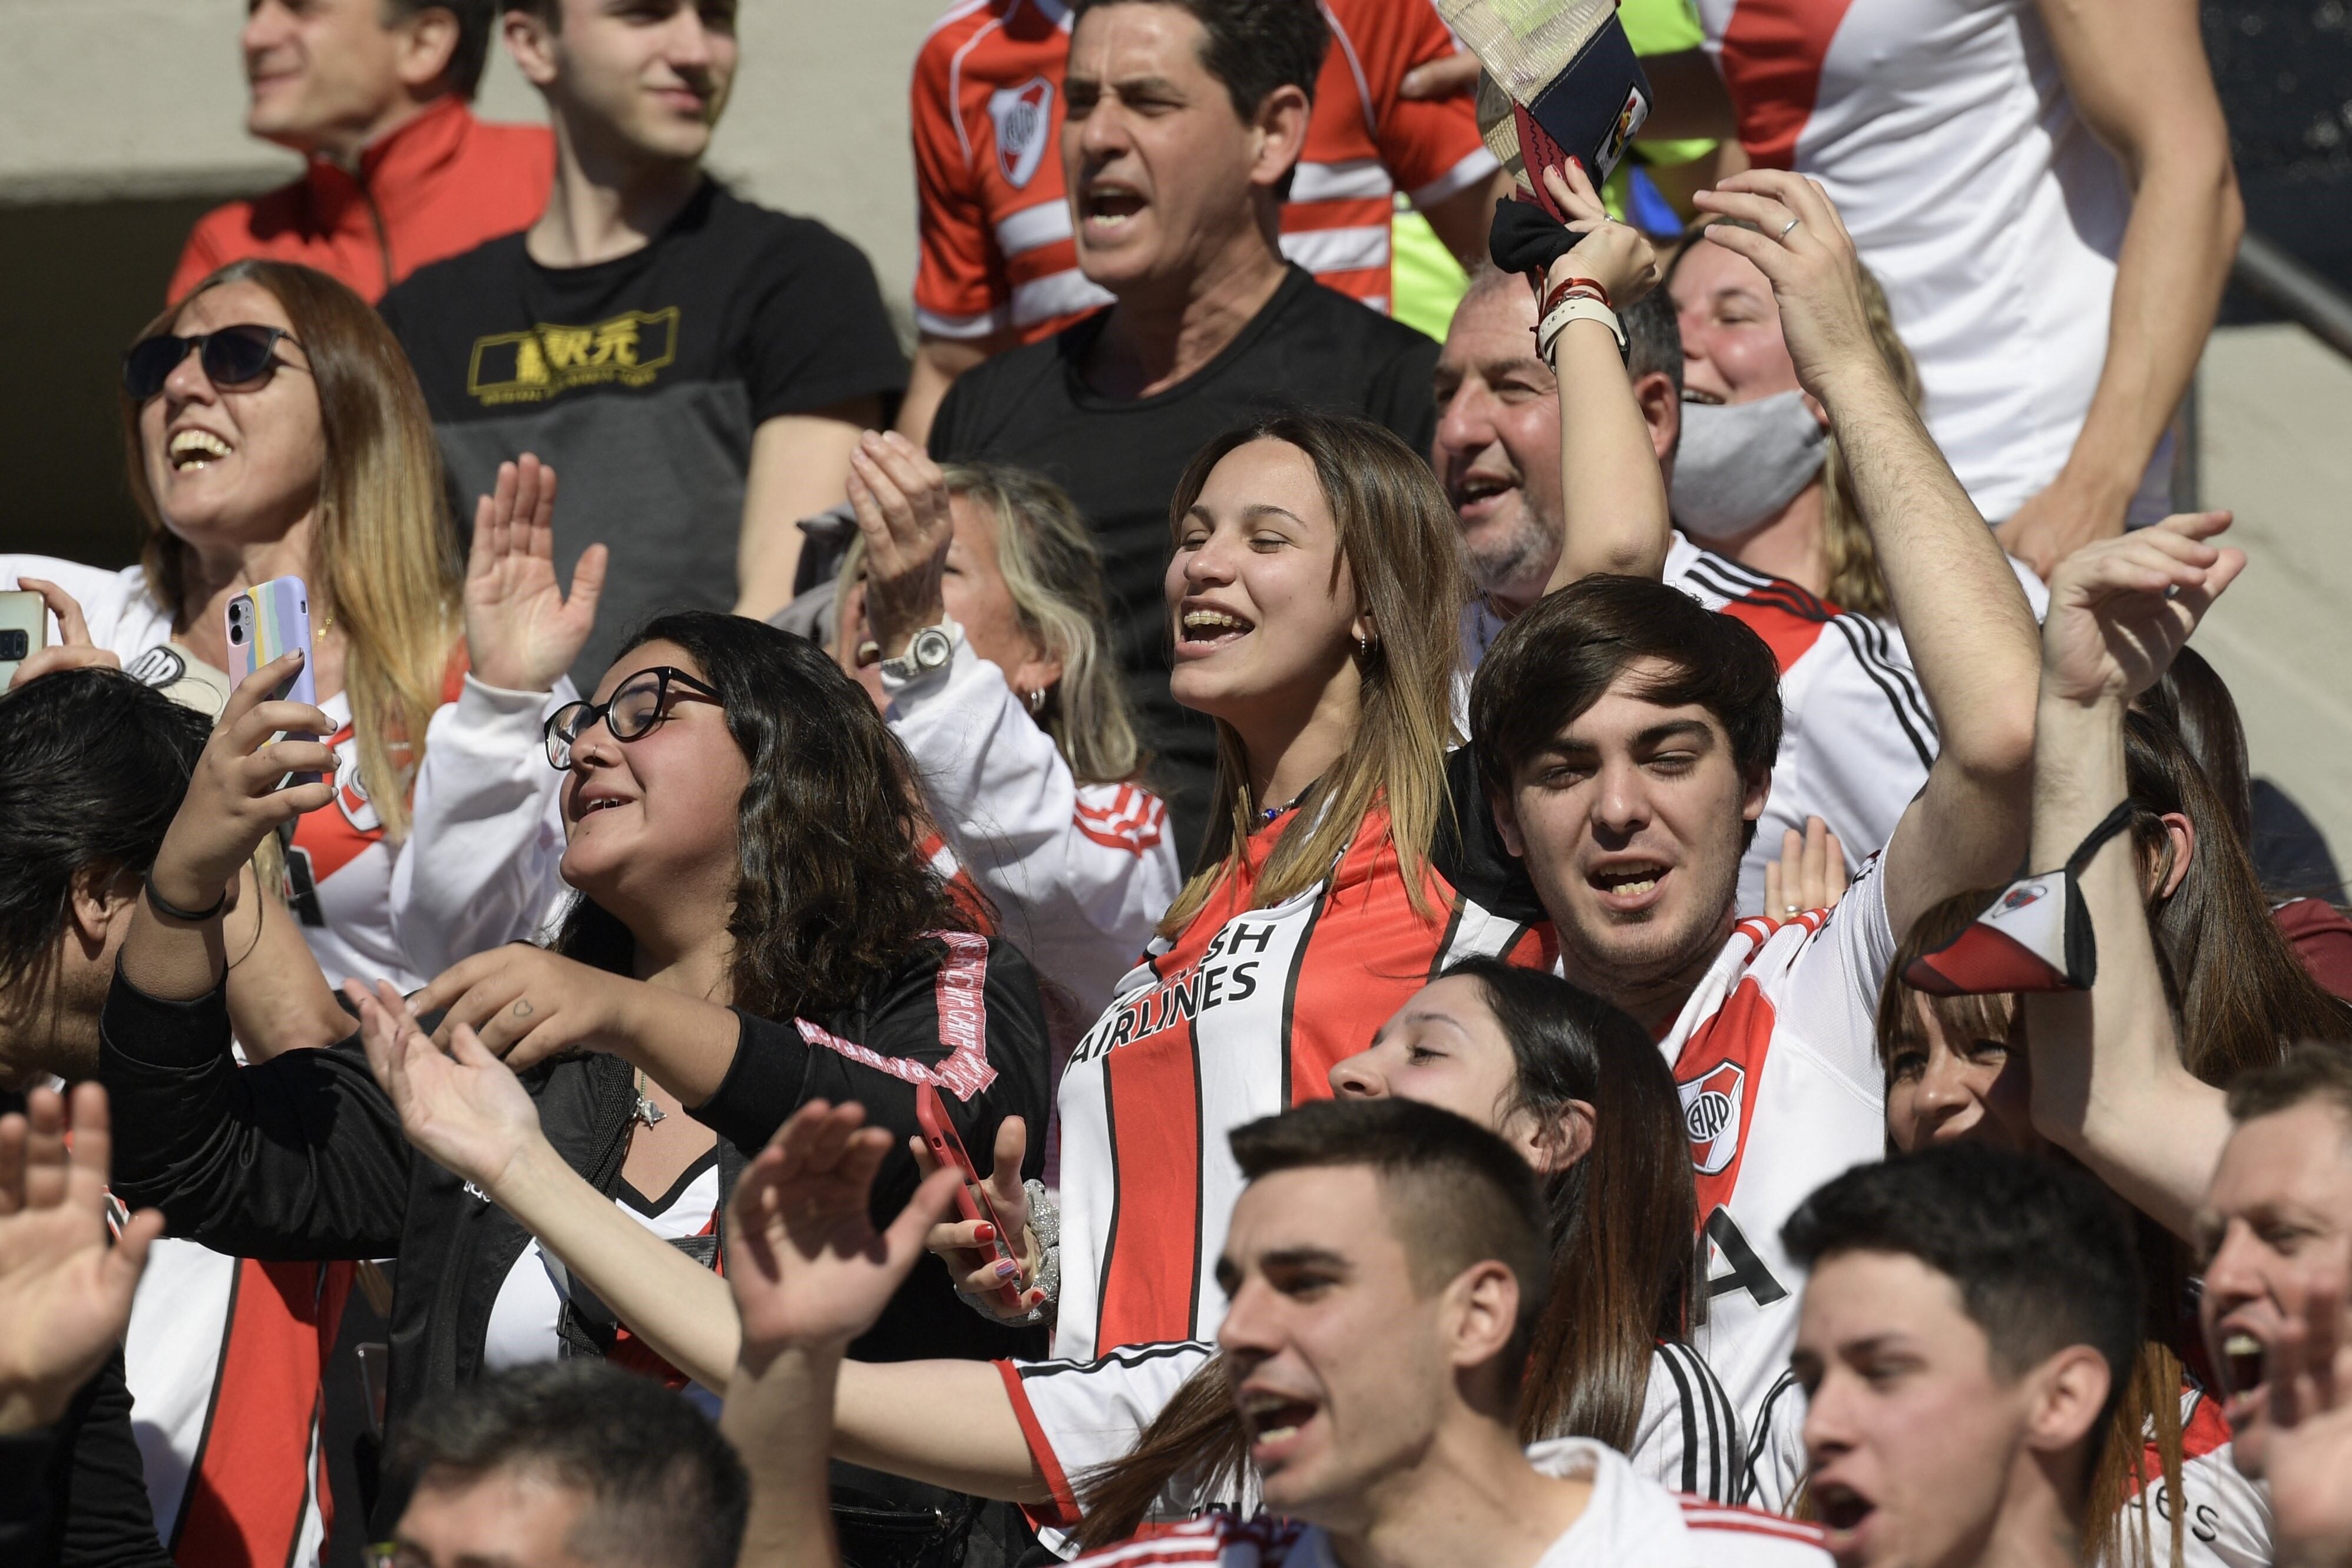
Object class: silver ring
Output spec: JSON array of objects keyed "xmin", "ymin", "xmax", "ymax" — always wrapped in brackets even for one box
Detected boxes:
[{"xmin": 1778, "ymin": 216, "xmax": 1801, "ymax": 240}]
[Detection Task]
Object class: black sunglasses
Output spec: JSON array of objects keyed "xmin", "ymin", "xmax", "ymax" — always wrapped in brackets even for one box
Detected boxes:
[
  {"xmin": 544, "ymin": 666, "xmax": 723, "ymax": 770},
  {"xmin": 123, "ymin": 324, "xmax": 303, "ymax": 401}
]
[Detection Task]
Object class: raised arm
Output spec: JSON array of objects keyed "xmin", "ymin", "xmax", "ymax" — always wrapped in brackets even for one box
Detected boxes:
[
  {"xmin": 2024, "ymin": 514, "xmax": 2245, "ymax": 1238},
  {"xmin": 724, "ymin": 1102, "xmax": 963, "ymax": 1568},
  {"xmin": 1482, "ymin": 164, "xmax": 1673, "ymax": 596},
  {"xmin": 1994, "ymin": 0, "xmax": 2242, "ymax": 577},
  {"xmin": 392, "ymin": 456, "xmax": 596, "ymax": 977},
  {"xmin": 1693, "ymin": 171, "xmax": 2042, "ymax": 942},
  {"xmin": 851, "ymin": 430, "xmax": 1182, "ymax": 1012},
  {"xmin": 104, "ymin": 658, "xmax": 411, "ymax": 1256}
]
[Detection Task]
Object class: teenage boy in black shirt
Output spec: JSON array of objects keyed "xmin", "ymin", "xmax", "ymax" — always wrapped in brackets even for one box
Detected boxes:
[
  {"xmin": 926, "ymin": 0, "xmax": 1439, "ymax": 849},
  {"xmin": 381, "ymin": 0, "xmax": 905, "ymax": 683}
]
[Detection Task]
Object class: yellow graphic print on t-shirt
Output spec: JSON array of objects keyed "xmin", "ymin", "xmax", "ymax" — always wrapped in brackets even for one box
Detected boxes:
[{"xmin": 466, "ymin": 307, "xmax": 681, "ymax": 404}]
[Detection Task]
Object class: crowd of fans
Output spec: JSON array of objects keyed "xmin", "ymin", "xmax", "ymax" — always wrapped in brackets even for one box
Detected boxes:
[{"xmin": 5, "ymin": 1, "xmax": 2351, "ymax": 1567}]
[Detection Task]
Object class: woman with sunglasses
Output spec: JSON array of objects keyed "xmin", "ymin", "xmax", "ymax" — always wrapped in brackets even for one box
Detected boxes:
[
  {"xmin": 1, "ymin": 259, "xmax": 598, "ymax": 993},
  {"xmin": 99, "ymin": 613, "xmax": 1054, "ymax": 1534}
]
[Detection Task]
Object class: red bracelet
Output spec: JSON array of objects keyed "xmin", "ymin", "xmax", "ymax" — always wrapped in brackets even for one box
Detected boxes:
[{"xmin": 1540, "ymin": 273, "xmax": 1612, "ymax": 316}]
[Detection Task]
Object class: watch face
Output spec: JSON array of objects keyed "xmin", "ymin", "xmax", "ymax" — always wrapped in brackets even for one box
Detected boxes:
[{"xmin": 914, "ymin": 626, "xmax": 954, "ymax": 669}]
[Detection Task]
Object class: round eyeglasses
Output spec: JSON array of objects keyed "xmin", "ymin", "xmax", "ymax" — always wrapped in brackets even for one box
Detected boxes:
[{"xmin": 543, "ymin": 666, "xmax": 722, "ymax": 770}]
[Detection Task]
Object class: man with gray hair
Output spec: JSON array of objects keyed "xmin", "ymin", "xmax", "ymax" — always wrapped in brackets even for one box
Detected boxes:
[{"xmin": 1432, "ymin": 255, "xmax": 1936, "ymax": 917}]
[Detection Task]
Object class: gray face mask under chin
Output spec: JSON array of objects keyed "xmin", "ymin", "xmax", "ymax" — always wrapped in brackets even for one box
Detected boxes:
[{"xmin": 1670, "ymin": 391, "xmax": 1829, "ymax": 542}]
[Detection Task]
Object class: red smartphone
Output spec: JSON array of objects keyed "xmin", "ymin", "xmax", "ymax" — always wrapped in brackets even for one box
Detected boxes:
[{"xmin": 914, "ymin": 1082, "xmax": 1026, "ymax": 1312}]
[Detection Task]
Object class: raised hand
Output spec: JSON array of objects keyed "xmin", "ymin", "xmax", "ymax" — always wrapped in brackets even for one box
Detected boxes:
[
  {"xmin": 0, "ymin": 1084, "xmax": 165, "ymax": 1434},
  {"xmin": 6, "ymin": 578, "xmax": 121, "ymax": 691},
  {"xmin": 912, "ymin": 1114, "xmax": 1046, "ymax": 1319},
  {"xmin": 1762, "ymin": 817, "xmax": 1849, "ymax": 919},
  {"xmin": 148, "ymin": 653, "xmax": 337, "ymax": 915},
  {"xmin": 465, "ymin": 455, "xmax": 607, "ymax": 693},
  {"xmin": 1689, "ymin": 170, "xmax": 1878, "ymax": 398},
  {"xmin": 350, "ymin": 978, "xmax": 547, "ymax": 1195},
  {"xmin": 1539, "ymin": 160, "xmax": 1661, "ymax": 309},
  {"xmin": 846, "ymin": 429, "xmax": 954, "ymax": 661},
  {"xmin": 413, "ymin": 944, "xmax": 634, "ymax": 1071},
  {"xmin": 2039, "ymin": 511, "xmax": 2245, "ymax": 710},
  {"xmin": 727, "ymin": 1101, "xmax": 963, "ymax": 1373}
]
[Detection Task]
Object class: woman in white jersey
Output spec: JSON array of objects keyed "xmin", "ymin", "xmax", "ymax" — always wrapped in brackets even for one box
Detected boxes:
[
  {"xmin": 1, "ymin": 259, "xmax": 596, "ymax": 990},
  {"xmin": 831, "ymin": 439, "xmax": 1181, "ymax": 1028}
]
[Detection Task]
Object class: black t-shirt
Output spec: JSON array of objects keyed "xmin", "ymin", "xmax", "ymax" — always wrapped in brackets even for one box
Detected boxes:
[
  {"xmin": 381, "ymin": 180, "xmax": 907, "ymax": 684},
  {"xmin": 927, "ymin": 265, "xmax": 1438, "ymax": 855}
]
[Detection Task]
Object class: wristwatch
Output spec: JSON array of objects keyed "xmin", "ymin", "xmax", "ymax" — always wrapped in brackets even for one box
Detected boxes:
[{"xmin": 879, "ymin": 622, "xmax": 955, "ymax": 683}]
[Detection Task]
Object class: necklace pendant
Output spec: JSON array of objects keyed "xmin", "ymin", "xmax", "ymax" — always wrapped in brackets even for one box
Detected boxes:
[{"xmin": 634, "ymin": 1095, "xmax": 666, "ymax": 1127}]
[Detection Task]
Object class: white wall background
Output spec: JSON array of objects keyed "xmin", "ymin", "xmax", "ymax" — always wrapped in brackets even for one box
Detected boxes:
[{"xmin": 0, "ymin": 0, "xmax": 943, "ymax": 323}]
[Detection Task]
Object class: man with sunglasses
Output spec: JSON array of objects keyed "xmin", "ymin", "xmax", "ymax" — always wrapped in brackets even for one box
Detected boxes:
[
  {"xmin": 170, "ymin": 0, "xmax": 553, "ymax": 305},
  {"xmin": 378, "ymin": 0, "xmax": 907, "ymax": 684}
]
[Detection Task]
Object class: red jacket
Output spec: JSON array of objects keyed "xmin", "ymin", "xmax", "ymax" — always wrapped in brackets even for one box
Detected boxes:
[{"xmin": 168, "ymin": 95, "xmax": 553, "ymax": 305}]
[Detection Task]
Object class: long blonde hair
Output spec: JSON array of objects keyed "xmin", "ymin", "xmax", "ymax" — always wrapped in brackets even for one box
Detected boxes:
[
  {"xmin": 1156, "ymin": 413, "xmax": 1467, "ymax": 938},
  {"xmin": 123, "ymin": 260, "xmax": 460, "ymax": 841}
]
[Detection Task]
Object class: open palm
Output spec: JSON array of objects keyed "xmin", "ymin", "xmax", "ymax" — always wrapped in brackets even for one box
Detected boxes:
[
  {"xmin": 464, "ymin": 455, "xmax": 607, "ymax": 693},
  {"xmin": 0, "ymin": 1086, "xmax": 163, "ymax": 1431},
  {"xmin": 726, "ymin": 1101, "xmax": 961, "ymax": 1373},
  {"xmin": 349, "ymin": 978, "xmax": 544, "ymax": 1194},
  {"xmin": 2040, "ymin": 512, "xmax": 2245, "ymax": 707}
]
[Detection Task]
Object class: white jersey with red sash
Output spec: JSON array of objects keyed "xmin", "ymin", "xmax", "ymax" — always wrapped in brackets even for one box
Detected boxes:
[
  {"xmin": 1054, "ymin": 768, "xmax": 1554, "ymax": 1362},
  {"xmin": 121, "ymin": 1238, "xmax": 352, "ymax": 1568},
  {"xmin": 1660, "ymin": 856, "xmax": 1894, "ymax": 1434}
]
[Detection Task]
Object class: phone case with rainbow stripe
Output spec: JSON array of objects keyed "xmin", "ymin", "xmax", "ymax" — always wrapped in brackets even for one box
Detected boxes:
[{"xmin": 226, "ymin": 575, "xmax": 324, "ymax": 787}]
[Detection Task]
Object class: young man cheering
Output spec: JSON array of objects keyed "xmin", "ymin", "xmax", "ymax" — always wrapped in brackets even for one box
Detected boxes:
[
  {"xmin": 1783, "ymin": 1143, "xmax": 2142, "ymax": 1568},
  {"xmin": 380, "ymin": 0, "xmax": 906, "ymax": 679},
  {"xmin": 1466, "ymin": 170, "xmax": 2043, "ymax": 1455},
  {"xmin": 719, "ymin": 1096, "xmax": 1828, "ymax": 1567}
]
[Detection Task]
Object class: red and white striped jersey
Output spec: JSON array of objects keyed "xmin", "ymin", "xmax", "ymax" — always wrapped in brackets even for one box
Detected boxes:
[
  {"xmin": 995, "ymin": 1335, "xmax": 1745, "ymax": 1552},
  {"xmin": 1662, "ymin": 854, "xmax": 1894, "ymax": 1435},
  {"xmin": 1066, "ymin": 1437, "xmax": 1829, "ymax": 1565},
  {"xmin": 1053, "ymin": 759, "xmax": 1554, "ymax": 1362},
  {"xmin": 910, "ymin": 0, "xmax": 1495, "ymax": 340},
  {"xmin": 121, "ymin": 1239, "xmax": 351, "ymax": 1568}
]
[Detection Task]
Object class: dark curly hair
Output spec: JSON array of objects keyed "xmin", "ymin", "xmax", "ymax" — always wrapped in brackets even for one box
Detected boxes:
[{"xmin": 553, "ymin": 611, "xmax": 978, "ymax": 1021}]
